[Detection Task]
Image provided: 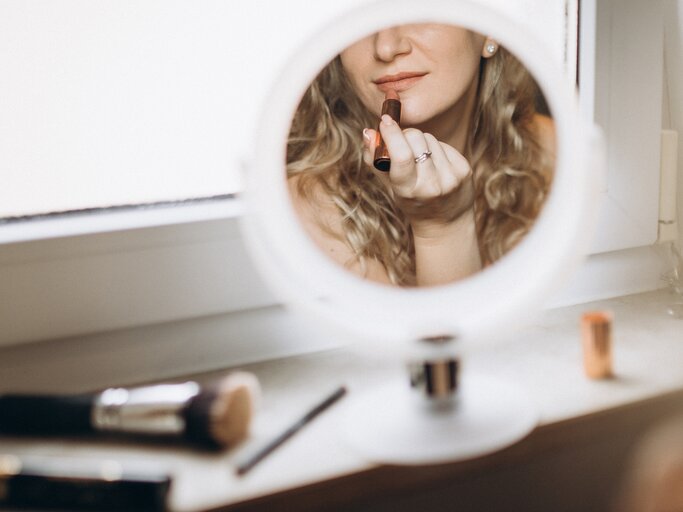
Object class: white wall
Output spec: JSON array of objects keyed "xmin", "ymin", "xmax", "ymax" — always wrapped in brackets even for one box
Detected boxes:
[
  {"xmin": 0, "ymin": 0, "xmax": 677, "ymax": 374},
  {"xmin": 0, "ymin": 0, "xmax": 567, "ymax": 218}
]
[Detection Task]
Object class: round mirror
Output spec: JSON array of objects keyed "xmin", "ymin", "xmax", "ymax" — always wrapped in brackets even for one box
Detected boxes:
[
  {"xmin": 244, "ymin": 0, "xmax": 598, "ymax": 351},
  {"xmin": 287, "ymin": 25, "xmax": 554, "ymax": 290},
  {"xmin": 243, "ymin": 0, "xmax": 601, "ymax": 464}
]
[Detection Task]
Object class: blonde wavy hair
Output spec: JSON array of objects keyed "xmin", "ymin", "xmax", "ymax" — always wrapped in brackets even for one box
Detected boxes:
[{"xmin": 287, "ymin": 46, "xmax": 552, "ymax": 285}]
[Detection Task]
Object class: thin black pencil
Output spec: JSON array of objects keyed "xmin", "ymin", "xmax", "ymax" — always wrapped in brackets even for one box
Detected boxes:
[{"xmin": 236, "ymin": 386, "xmax": 347, "ymax": 476}]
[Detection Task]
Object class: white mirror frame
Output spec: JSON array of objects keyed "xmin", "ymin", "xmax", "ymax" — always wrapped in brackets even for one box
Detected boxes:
[{"xmin": 244, "ymin": 0, "xmax": 601, "ymax": 352}]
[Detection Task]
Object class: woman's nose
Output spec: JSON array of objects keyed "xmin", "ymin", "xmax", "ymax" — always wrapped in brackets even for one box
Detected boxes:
[{"xmin": 373, "ymin": 27, "xmax": 412, "ymax": 62}]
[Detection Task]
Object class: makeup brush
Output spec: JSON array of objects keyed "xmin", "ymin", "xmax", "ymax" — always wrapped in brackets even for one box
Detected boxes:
[{"xmin": 0, "ymin": 372, "xmax": 260, "ymax": 450}]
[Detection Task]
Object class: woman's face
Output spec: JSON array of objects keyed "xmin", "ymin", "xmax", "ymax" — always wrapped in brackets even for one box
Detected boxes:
[{"xmin": 340, "ymin": 24, "xmax": 486, "ymax": 126}]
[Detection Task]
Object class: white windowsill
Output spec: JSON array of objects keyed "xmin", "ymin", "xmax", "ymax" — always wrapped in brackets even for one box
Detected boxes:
[{"xmin": 0, "ymin": 196, "xmax": 243, "ymax": 246}]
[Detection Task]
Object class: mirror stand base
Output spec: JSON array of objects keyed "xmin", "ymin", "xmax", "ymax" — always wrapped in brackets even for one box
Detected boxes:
[{"xmin": 341, "ymin": 370, "xmax": 538, "ymax": 465}]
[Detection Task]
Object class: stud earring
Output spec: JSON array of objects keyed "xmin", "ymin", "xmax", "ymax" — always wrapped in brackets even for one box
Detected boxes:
[{"xmin": 486, "ymin": 42, "xmax": 497, "ymax": 55}]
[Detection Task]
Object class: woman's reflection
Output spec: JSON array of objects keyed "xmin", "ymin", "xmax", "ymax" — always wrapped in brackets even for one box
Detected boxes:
[{"xmin": 287, "ymin": 24, "xmax": 555, "ymax": 286}]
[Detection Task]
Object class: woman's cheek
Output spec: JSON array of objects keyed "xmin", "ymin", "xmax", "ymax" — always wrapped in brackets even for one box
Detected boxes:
[
  {"xmin": 399, "ymin": 100, "xmax": 431, "ymax": 126},
  {"xmin": 359, "ymin": 92, "xmax": 383, "ymax": 118}
]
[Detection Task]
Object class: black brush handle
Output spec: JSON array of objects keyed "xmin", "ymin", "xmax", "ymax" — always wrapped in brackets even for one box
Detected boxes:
[
  {"xmin": 0, "ymin": 394, "xmax": 95, "ymax": 435},
  {"xmin": 1, "ymin": 472, "xmax": 170, "ymax": 511}
]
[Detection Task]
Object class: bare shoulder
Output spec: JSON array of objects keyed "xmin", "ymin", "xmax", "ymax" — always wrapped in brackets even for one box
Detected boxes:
[
  {"xmin": 531, "ymin": 113, "xmax": 556, "ymax": 159},
  {"xmin": 287, "ymin": 174, "xmax": 392, "ymax": 284},
  {"xmin": 287, "ymin": 174, "xmax": 342, "ymax": 240}
]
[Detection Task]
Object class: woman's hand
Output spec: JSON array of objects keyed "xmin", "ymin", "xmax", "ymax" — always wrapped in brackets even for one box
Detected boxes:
[
  {"xmin": 362, "ymin": 114, "xmax": 474, "ymax": 239},
  {"xmin": 362, "ymin": 115, "xmax": 481, "ymax": 285}
]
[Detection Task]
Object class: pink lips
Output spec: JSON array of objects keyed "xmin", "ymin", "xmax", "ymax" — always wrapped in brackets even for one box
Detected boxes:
[{"xmin": 374, "ymin": 72, "xmax": 427, "ymax": 92}]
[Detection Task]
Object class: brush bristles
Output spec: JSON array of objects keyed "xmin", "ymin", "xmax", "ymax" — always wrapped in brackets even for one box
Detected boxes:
[
  {"xmin": 206, "ymin": 372, "xmax": 260, "ymax": 448},
  {"xmin": 183, "ymin": 372, "xmax": 260, "ymax": 449}
]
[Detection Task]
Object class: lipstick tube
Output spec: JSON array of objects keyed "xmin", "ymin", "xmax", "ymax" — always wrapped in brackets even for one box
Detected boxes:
[
  {"xmin": 373, "ymin": 90, "xmax": 401, "ymax": 172},
  {"xmin": 581, "ymin": 311, "xmax": 614, "ymax": 379}
]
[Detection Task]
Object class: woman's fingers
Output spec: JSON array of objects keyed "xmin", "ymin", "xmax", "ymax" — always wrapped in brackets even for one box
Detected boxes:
[
  {"xmin": 422, "ymin": 133, "xmax": 456, "ymax": 190},
  {"xmin": 365, "ymin": 120, "xmax": 475, "ymax": 226},
  {"xmin": 378, "ymin": 115, "xmax": 419, "ymax": 188},
  {"xmin": 371, "ymin": 119, "xmax": 472, "ymax": 201},
  {"xmin": 440, "ymin": 141, "xmax": 471, "ymax": 177},
  {"xmin": 362, "ymin": 128, "xmax": 377, "ymax": 168}
]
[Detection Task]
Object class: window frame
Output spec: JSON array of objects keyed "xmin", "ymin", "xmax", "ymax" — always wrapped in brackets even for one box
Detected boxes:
[{"xmin": 0, "ymin": 0, "xmax": 669, "ymax": 351}]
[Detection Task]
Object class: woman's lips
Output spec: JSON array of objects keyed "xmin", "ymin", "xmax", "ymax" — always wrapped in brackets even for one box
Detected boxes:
[{"xmin": 374, "ymin": 72, "xmax": 427, "ymax": 93}]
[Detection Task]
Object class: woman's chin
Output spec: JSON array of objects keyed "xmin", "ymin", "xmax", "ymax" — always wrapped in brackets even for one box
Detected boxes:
[
  {"xmin": 396, "ymin": 100, "xmax": 439, "ymax": 127},
  {"xmin": 400, "ymin": 112, "xmax": 436, "ymax": 128}
]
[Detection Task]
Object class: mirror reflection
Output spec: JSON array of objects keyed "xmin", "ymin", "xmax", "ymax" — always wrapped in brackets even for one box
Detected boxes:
[{"xmin": 287, "ymin": 23, "xmax": 555, "ymax": 287}]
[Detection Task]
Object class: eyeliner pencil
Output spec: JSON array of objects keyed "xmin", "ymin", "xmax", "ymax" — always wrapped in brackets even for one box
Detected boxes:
[{"xmin": 236, "ymin": 386, "xmax": 347, "ymax": 476}]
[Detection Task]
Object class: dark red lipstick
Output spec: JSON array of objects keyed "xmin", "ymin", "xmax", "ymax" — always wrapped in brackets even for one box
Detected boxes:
[{"xmin": 373, "ymin": 89, "xmax": 401, "ymax": 172}]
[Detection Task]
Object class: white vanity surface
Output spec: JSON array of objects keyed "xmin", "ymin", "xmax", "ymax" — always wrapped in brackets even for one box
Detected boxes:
[{"xmin": 0, "ymin": 288, "xmax": 682, "ymax": 511}]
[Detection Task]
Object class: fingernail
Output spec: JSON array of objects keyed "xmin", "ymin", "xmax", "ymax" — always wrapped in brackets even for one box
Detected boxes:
[{"xmin": 381, "ymin": 114, "xmax": 393, "ymax": 126}]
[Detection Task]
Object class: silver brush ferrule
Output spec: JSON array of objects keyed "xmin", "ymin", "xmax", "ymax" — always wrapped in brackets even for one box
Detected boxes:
[{"xmin": 92, "ymin": 382, "xmax": 201, "ymax": 435}]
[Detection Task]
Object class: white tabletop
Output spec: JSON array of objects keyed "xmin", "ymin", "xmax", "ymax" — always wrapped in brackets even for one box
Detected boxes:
[{"xmin": 1, "ymin": 288, "xmax": 682, "ymax": 511}]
